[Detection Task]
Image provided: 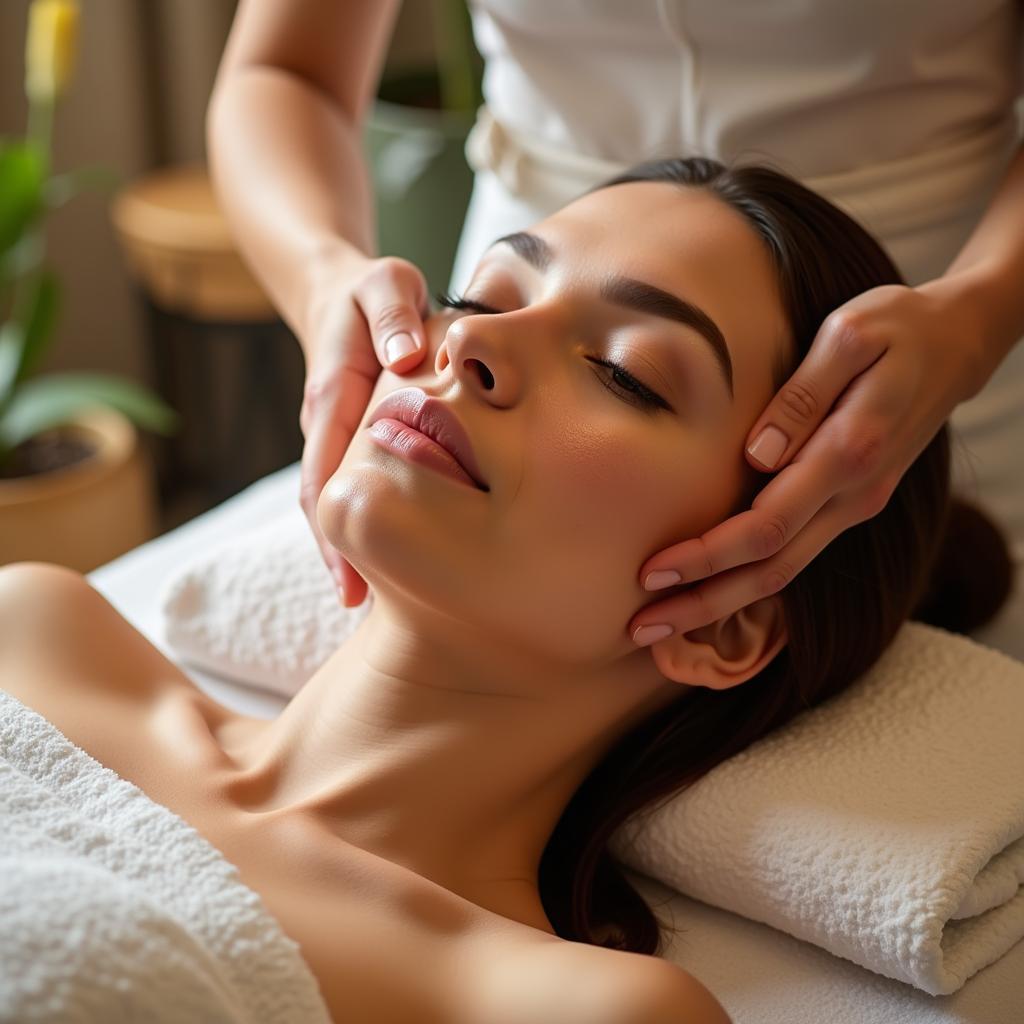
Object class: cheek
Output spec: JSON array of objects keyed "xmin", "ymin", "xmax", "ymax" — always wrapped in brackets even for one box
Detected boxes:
[
  {"xmin": 527, "ymin": 416, "xmax": 667, "ymax": 597},
  {"xmin": 541, "ymin": 422, "xmax": 648, "ymax": 521},
  {"xmin": 532, "ymin": 412, "xmax": 742, "ymax": 600}
]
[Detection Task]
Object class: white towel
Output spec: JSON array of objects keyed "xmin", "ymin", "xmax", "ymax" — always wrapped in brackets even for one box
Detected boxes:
[
  {"xmin": 160, "ymin": 513, "xmax": 368, "ymax": 698},
  {"xmin": 610, "ymin": 624, "xmax": 1024, "ymax": 997},
  {"xmin": 0, "ymin": 689, "xmax": 332, "ymax": 1024},
  {"xmin": 159, "ymin": 511, "xmax": 1024, "ymax": 996}
]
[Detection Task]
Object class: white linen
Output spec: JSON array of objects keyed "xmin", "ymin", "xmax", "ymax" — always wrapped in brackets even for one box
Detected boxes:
[
  {"xmin": 627, "ymin": 870, "xmax": 1024, "ymax": 1024},
  {"xmin": 0, "ymin": 688, "xmax": 331, "ymax": 1024},
  {"xmin": 86, "ymin": 464, "xmax": 1024, "ymax": 1022},
  {"xmin": 610, "ymin": 623, "xmax": 1024, "ymax": 997},
  {"xmin": 159, "ymin": 511, "xmax": 367, "ymax": 698}
]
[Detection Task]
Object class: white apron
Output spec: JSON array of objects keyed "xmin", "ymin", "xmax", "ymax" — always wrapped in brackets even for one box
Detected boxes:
[{"xmin": 448, "ymin": 1, "xmax": 1024, "ymax": 605}]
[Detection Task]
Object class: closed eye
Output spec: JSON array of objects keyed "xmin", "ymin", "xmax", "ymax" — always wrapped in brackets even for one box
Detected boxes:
[
  {"xmin": 433, "ymin": 290, "xmax": 671, "ymax": 412},
  {"xmin": 435, "ymin": 291, "xmax": 503, "ymax": 317}
]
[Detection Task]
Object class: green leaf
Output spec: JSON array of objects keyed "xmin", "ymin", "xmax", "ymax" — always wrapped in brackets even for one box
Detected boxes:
[
  {"xmin": 0, "ymin": 320, "xmax": 25, "ymax": 408},
  {"xmin": 16, "ymin": 268, "xmax": 59, "ymax": 382},
  {"xmin": 0, "ymin": 268, "xmax": 59, "ymax": 411},
  {"xmin": 0, "ymin": 226, "xmax": 46, "ymax": 286},
  {"xmin": 44, "ymin": 164, "xmax": 123, "ymax": 209},
  {"xmin": 0, "ymin": 141, "xmax": 46, "ymax": 258},
  {"xmin": 0, "ymin": 372, "xmax": 180, "ymax": 450}
]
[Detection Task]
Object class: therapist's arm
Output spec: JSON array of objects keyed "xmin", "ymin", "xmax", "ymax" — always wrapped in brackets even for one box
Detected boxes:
[
  {"xmin": 205, "ymin": 0, "xmax": 401, "ymax": 352},
  {"xmin": 918, "ymin": 136, "xmax": 1024, "ymax": 393},
  {"xmin": 206, "ymin": 0, "xmax": 433, "ymax": 608}
]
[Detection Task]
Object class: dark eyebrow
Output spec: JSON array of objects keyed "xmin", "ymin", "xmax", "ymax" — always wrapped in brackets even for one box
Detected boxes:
[{"xmin": 488, "ymin": 230, "xmax": 734, "ymax": 399}]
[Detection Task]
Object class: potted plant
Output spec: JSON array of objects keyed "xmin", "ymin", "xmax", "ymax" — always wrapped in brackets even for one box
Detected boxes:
[
  {"xmin": 364, "ymin": 0, "xmax": 485, "ymax": 297},
  {"xmin": 0, "ymin": 0, "xmax": 179, "ymax": 573}
]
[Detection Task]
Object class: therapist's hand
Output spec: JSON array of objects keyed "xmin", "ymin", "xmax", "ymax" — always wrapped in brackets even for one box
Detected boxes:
[
  {"xmin": 299, "ymin": 254, "xmax": 431, "ymax": 607},
  {"xmin": 629, "ymin": 280, "xmax": 991, "ymax": 647}
]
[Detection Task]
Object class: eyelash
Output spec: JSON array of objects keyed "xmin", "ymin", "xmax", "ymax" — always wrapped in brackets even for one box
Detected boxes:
[{"xmin": 433, "ymin": 290, "xmax": 670, "ymax": 412}]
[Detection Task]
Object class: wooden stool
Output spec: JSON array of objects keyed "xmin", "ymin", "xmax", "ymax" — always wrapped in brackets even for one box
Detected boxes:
[{"xmin": 111, "ymin": 164, "xmax": 306, "ymax": 526}]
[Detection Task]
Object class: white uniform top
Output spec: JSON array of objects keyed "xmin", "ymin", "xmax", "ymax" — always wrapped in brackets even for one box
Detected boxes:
[
  {"xmin": 453, "ymin": 0, "xmax": 1023, "ymax": 286},
  {"xmin": 447, "ymin": 1, "xmax": 1024, "ymax": 656}
]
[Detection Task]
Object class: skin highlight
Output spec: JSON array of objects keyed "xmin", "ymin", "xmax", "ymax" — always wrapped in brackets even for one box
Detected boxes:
[{"xmin": 221, "ymin": 181, "xmax": 793, "ymax": 934}]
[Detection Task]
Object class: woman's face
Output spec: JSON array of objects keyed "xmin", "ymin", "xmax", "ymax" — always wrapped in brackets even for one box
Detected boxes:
[{"xmin": 319, "ymin": 181, "xmax": 793, "ymax": 667}]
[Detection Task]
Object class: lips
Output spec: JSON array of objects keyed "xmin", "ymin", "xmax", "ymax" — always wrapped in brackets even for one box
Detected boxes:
[{"xmin": 367, "ymin": 388, "xmax": 489, "ymax": 491}]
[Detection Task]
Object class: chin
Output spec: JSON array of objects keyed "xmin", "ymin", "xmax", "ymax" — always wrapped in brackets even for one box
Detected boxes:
[
  {"xmin": 316, "ymin": 460, "xmax": 413, "ymax": 575},
  {"xmin": 317, "ymin": 466, "xmax": 369, "ymax": 554},
  {"xmin": 317, "ymin": 453, "xmax": 610, "ymax": 659},
  {"xmin": 316, "ymin": 459, "xmax": 460, "ymax": 605}
]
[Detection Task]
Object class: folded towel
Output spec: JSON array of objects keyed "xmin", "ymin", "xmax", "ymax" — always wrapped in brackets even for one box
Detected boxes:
[
  {"xmin": 610, "ymin": 624, "xmax": 1024, "ymax": 997},
  {"xmin": 0, "ymin": 689, "xmax": 331, "ymax": 1024},
  {"xmin": 159, "ymin": 511, "xmax": 1024, "ymax": 996},
  {"xmin": 160, "ymin": 512, "xmax": 368, "ymax": 698}
]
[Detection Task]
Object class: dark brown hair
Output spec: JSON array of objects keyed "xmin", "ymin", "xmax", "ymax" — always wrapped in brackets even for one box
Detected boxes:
[{"xmin": 537, "ymin": 156, "xmax": 1013, "ymax": 953}]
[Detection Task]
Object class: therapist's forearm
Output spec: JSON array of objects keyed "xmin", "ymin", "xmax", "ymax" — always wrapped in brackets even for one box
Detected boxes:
[
  {"xmin": 918, "ymin": 139, "xmax": 1024, "ymax": 397},
  {"xmin": 206, "ymin": 65, "xmax": 376, "ymax": 357}
]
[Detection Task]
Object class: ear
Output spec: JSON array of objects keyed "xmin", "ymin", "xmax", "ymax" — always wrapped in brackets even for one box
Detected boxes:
[{"xmin": 648, "ymin": 594, "xmax": 788, "ymax": 689}]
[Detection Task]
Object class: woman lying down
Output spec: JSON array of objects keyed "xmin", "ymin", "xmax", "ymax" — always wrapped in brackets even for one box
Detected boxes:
[{"xmin": 0, "ymin": 157, "xmax": 1012, "ymax": 1024}]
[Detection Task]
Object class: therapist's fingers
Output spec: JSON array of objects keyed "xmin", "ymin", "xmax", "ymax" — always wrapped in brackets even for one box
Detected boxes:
[
  {"xmin": 299, "ymin": 362, "xmax": 375, "ymax": 607},
  {"xmin": 350, "ymin": 256, "xmax": 433, "ymax": 373},
  {"xmin": 744, "ymin": 300, "xmax": 890, "ymax": 472},
  {"xmin": 632, "ymin": 384, "xmax": 903, "ymax": 639},
  {"xmin": 639, "ymin": 427, "xmax": 863, "ymax": 588},
  {"xmin": 629, "ymin": 489, "xmax": 873, "ymax": 644},
  {"xmin": 299, "ymin": 254, "xmax": 432, "ymax": 605}
]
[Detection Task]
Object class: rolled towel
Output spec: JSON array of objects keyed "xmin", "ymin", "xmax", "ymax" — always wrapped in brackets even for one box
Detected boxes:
[
  {"xmin": 0, "ymin": 689, "xmax": 331, "ymax": 1024},
  {"xmin": 160, "ymin": 512, "xmax": 1024, "ymax": 995},
  {"xmin": 609, "ymin": 624, "xmax": 1024, "ymax": 996},
  {"xmin": 160, "ymin": 511, "xmax": 362, "ymax": 698}
]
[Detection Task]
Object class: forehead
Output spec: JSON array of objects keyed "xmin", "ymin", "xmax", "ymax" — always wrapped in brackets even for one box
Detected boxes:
[{"xmin": 531, "ymin": 181, "xmax": 791, "ymax": 413}]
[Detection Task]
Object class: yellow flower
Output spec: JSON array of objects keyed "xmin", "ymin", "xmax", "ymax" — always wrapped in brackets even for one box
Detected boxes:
[{"xmin": 25, "ymin": 0, "xmax": 80, "ymax": 102}]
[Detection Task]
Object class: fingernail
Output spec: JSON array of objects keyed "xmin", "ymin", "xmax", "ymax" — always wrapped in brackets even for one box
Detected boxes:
[
  {"xmin": 747, "ymin": 424, "xmax": 788, "ymax": 469},
  {"xmin": 633, "ymin": 623, "xmax": 673, "ymax": 647},
  {"xmin": 644, "ymin": 569, "xmax": 682, "ymax": 591},
  {"xmin": 384, "ymin": 332, "xmax": 418, "ymax": 365}
]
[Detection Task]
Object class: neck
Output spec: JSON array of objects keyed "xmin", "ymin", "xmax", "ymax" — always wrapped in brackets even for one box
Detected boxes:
[{"xmin": 220, "ymin": 596, "xmax": 687, "ymax": 932}]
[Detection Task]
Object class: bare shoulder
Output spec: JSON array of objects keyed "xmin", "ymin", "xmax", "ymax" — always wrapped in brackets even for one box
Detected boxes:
[
  {"xmin": 0, "ymin": 561, "xmax": 96, "ymax": 662},
  {"xmin": 472, "ymin": 933, "xmax": 731, "ymax": 1024},
  {"xmin": 0, "ymin": 559, "xmax": 91, "ymax": 607},
  {"xmin": 583, "ymin": 948, "xmax": 733, "ymax": 1024},
  {"xmin": 623, "ymin": 956, "xmax": 732, "ymax": 1024},
  {"xmin": 0, "ymin": 561, "xmax": 190, "ymax": 707}
]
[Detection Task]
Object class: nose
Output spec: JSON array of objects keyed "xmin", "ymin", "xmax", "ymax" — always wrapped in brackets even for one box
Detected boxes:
[{"xmin": 435, "ymin": 313, "xmax": 526, "ymax": 407}]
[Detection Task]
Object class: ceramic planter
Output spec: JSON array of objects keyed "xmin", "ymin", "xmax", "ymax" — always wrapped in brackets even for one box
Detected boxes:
[{"xmin": 0, "ymin": 406, "xmax": 158, "ymax": 573}]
